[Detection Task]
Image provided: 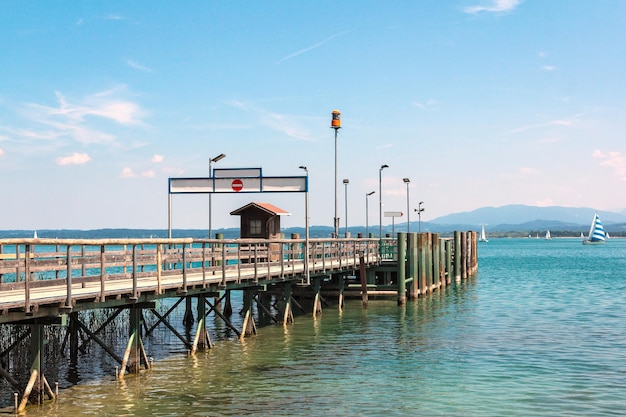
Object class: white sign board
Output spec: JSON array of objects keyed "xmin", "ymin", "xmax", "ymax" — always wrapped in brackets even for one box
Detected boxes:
[
  {"xmin": 384, "ymin": 211, "xmax": 403, "ymax": 217},
  {"xmin": 169, "ymin": 176, "xmax": 307, "ymax": 194}
]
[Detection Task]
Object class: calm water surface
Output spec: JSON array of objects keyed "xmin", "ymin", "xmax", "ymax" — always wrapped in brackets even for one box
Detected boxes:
[{"xmin": 6, "ymin": 238, "xmax": 626, "ymax": 416}]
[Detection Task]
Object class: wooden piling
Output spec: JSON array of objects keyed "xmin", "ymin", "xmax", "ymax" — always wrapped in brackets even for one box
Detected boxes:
[
  {"xmin": 359, "ymin": 253, "xmax": 368, "ymax": 307},
  {"xmin": 431, "ymin": 233, "xmax": 440, "ymax": 290}
]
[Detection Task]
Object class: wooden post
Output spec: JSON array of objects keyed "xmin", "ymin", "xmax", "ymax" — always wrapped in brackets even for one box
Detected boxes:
[
  {"xmin": 223, "ymin": 290, "xmax": 233, "ymax": 316},
  {"xmin": 461, "ymin": 231, "xmax": 468, "ymax": 280},
  {"xmin": 338, "ymin": 274, "xmax": 345, "ymax": 310},
  {"xmin": 359, "ymin": 253, "xmax": 368, "ymax": 308},
  {"xmin": 396, "ymin": 232, "xmax": 407, "ymax": 305},
  {"xmin": 454, "ymin": 231, "xmax": 461, "ymax": 283},
  {"xmin": 407, "ymin": 233, "xmax": 418, "ymax": 300},
  {"xmin": 445, "ymin": 239, "xmax": 452, "ymax": 285},
  {"xmin": 431, "ymin": 233, "xmax": 440, "ymax": 290}
]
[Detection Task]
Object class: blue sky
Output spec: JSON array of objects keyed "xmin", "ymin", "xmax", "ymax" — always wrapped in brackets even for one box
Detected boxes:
[{"xmin": 1, "ymin": 1, "xmax": 626, "ymax": 231}]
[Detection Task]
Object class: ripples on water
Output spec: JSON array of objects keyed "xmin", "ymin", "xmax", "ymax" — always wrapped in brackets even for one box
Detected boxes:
[{"xmin": 4, "ymin": 238, "xmax": 626, "ymax": 416}]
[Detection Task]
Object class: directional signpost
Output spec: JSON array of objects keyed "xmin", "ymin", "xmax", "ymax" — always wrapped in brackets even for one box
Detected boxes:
[{"xmin": 384, "ymin": 211, "xmax": 403, "ymax": 237}]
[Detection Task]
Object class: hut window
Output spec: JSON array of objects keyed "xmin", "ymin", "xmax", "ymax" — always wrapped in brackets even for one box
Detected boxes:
[{"xmin": 250, "ymin": 219, "xmax": 262, "ymax": 235}]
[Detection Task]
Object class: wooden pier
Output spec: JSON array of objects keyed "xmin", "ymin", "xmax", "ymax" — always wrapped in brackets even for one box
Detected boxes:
[{"xmin": 0, "ymin": 231, "xmax": 477, "ymax": 411}]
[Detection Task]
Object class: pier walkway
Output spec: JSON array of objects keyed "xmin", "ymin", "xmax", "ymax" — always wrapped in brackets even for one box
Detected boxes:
[{"xmin": 0, "ymin": 231, "xmax": 477, "ymax": 411}]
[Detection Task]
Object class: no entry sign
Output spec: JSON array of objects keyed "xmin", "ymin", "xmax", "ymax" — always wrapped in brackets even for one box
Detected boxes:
[{"xmin": 231, "ymin": 179, "xmax": 243, "ymax": 192}]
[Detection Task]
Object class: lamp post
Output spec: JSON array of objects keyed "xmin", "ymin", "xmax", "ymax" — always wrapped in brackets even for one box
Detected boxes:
[
  {"xmin": 365, "ymin": 191, "xmax": 375, "ymax": 237},
  {"xmin": 299, "ymin": 166, "xmax": 310, "ymax": 284},
  {"xmin": 403, "ymin": 178, "xmax": 410, "ymax": 233},
  {"xmin": 415, "ymin": 201, "xmax": 425, "ymax": 233},
  {"xmin": 331, "ymin": 110, "xmax": 341, "ymax": 238},
  {"xmin": 343, "ymin": 179, "xmax": 349, "ymax": 237},
  {"xmin": 209, "ymin": 153, "xmax": 226, "ymax": 238},
  {"xmin": 379, "ymin": 164, "xmax": 389, "ymax": 238}
]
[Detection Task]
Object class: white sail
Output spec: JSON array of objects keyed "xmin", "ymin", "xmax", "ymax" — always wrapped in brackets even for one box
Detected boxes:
[
  {"xmin": 582, "ymin": 212, "xmax": 606, "ymax": 245},
  {"xmin": 479, "ymin": 225, "xmax": 488, "ymax": 242},
  {"xmin": 545, "ymin": 230, "xmax": 551, "ymax": 240}
]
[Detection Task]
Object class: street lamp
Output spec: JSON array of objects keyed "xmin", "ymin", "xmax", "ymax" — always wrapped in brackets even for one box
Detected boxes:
[
  {"xmin": 365, "ymin": 191, "xmax": 375, "ymax": 237},
  {"xmin": 343, "ymin": 179, "xmax": 349, "ymax": 237},
  {"xmin": 209, "ymin": 153, "xmax": 226, "ymax": 238},
  {"xmin": 379, "ymin": 164, "xmax": 389, "ymax": 238},
  {"xmin": 331, "ymin": 110, "xmax": 341, "ymax": 238},
  {"xmin": 415, "ymin": 201, "xmax": 425, "ymax": 233},
  {"xmin": 403, "ymin": 178, "xmax": 410, "ymax": 233},
  {"xmin": 299, "ymin": 166, "xmax": 310, "ymax": 284}
]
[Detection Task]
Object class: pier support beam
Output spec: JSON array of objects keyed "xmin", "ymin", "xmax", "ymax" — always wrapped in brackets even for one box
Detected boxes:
[
  {"xmin": 240, "ymin": 290, "xmax": 257, "ymax": 340},
  {"xmin": 396, "ymin": 232, "xmax": 407, "ymax": 305},
  {"xmin": 120, "ymin": 306, "xmax": 149, "ymax": 377},
  {"xmin": 283, "ymin": 283, "xmax": 294, "ymax": 325},
  {"xmin": 454, "ymin": 231, "xmax": 461, "ymax": 283},
  {"xmin": 407, "ymin": 233, "xmax": 418, "ymax": 300},
  {"xmin": 191, "ymin": 295, "xmax": 212, "ymax": 355},
  {"xmin": 312, "ymin": 277, "xmax": 322, "ymax": 318},
  {"xmin": 432, "ymin": 233, "xmax": 440, "ymax": 291}
]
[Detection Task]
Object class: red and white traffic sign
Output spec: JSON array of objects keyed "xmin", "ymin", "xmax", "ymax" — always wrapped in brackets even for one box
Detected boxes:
[{"xmin": 231, "ymin": 179, "xmax": 243, "ymax": 192}]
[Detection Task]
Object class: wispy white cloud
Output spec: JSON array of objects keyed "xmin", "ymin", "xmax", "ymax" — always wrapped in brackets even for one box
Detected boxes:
[
  {"xmin": 542, "ymin": 65, "xmax": 557, "ymax": 71},
  {"xmin": 464, "ymin": 0, "xmax": 522, "ymax": 14},
  {"xmin": 151, "ymin": 154, "xmax": 164, "ymax": 163},
  {"xmin": 412, "ymin": 99, "xmax": 440, "ymax": 110},
  {"xmin": 226, "ymin": 100, "xmax": 312, "ymax": 140},
  {"xmin": 593, "ymin": 149, "xmax": 626, "ymax": 180},
  {"xmin": 120, "ymin": 167, "xmax": 155, "ymax": 178},
  {"xmin": 276, "ymin": 30, "xmax": 352, "ymax": 64},
  {"xmin": 56, "ymin": 152, "xmax": 91, "ymax": 166},
  {"xmin": 103, "ymin": 14, "xmax": 124, "ymax": 20},
  {"xmin": 127, "ymin": 60, "xmax": 153, "ymax": 72},
  {"xmin": 507, "ymin": 118, "xmax": 575, "ymax": 135},
  {"xmin": 0, "ymin": 148, "xmax": 4, "ymax": 157}
]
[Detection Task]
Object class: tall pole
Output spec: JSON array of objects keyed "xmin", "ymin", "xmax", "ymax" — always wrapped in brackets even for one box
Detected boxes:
[
  {"xmin": 403, "ymin": 178, "xmax": 410, "ymax": 233},
  {"xmin": 343, "ymin": 179, "xmax": 349, "ymax": 237},
  {"xmin": 366, "ymin": 191, "xmax": 375, "ymax": 237},
  {"xmin": 379, "ymin": 164, "xmax": 388, "ymax": 238},
  {"xmin": 416, "ymin": 201, "xmax": 425, "ymax": 233},
  {"xmin": 299, "ymin": 166, "xmax": 310, "ymax": 284},
  {"xmin": 331, "ymin": 110, "xmax": 341, "ymax": 238},
  {"xmin": 208, "ymin": 153, "xmax": 226, "ymax": 239}
]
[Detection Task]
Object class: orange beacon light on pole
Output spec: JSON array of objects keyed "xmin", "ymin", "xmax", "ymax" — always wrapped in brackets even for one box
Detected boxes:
[{"xmin": 331, "ymin": 110, "xmax": 341, "ymax": 129}]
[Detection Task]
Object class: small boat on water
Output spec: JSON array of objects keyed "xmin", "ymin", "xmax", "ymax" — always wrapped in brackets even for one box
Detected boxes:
[
  {"xmin": 545, "ymin": 230, "xmax": 551, "ymax": 240},
  {"xmin": 479, "ymin": 225, "xmax": 488, "ymax": 242},
  {"xmin": 582, "ymin": 212, "xmax": 606, "ymax": 245}
]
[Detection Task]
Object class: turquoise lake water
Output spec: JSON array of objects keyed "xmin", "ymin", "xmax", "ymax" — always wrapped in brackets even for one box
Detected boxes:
[{"xmin": 5, "ymin": 237, "xmax": 626, "ymax": 416}]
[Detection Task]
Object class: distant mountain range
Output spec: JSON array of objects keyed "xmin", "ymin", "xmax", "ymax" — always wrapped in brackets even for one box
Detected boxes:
[{"xmin": 3, "ymin": 205, "xmax": 625, "ymax": 239}]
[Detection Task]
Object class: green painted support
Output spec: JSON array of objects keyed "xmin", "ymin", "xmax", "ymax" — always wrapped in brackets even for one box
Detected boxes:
[
  {"xmin": 454, "ymin": 231, "xmax": 461, "ymax": 282},
  {"xmin": 425, "ymin": 232, "xmax": 433, "ymax": 293},
  {"xmin": 407, "ymin": 233, "xmax": 418, "ymax": 299},
  {"xmin": 120, "ymin": 307, "xmax": 144, "ymax": 376},
  {"xmin": 432, "ymin": 233, "xmax": 440, "ymax": 290},
  {"xmin": 418, "ymin": 233, "xmax": 428, "ymax": 295},
  {"xmin": 396, "ymin": 232, "xmax": 407, "ymax": 305}
]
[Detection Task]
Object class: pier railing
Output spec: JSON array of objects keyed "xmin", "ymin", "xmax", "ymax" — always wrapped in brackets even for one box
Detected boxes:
[{"xmin": 0, "ymin": 237, "xmax": 382, "ymax": 317}]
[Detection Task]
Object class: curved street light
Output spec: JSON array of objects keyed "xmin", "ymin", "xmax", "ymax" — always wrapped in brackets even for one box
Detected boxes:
[
  {"xmin": 209, "ymin": 153, "xmax": 226, "ymax": 238},
  {"xmin": 403, "ymin": 178, "xmax": 410, "ymax": 233},
  {"xmin": 365, "ymin": 191, "xmax": 375, "ymax": 237},
  {"xmin": 379, "ymin": 164, "xmax": 389, "ymax": 238},
  {"xmin": 415, "ymin": 201, "xmax": 425, "ymax": 233}
]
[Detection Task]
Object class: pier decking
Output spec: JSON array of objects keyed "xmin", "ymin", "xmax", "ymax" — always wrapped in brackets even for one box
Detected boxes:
[{"xmin": 0, "ymin": 231, "xmax": 477, "ymax": 411}]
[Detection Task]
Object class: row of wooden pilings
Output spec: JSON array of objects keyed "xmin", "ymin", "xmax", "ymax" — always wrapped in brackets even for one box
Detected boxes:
[{"xmin": 393, "ymin": 230, "xmax": 478, "ymax": 305}]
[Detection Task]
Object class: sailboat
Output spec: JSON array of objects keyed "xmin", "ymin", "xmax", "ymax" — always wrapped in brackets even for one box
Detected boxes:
[
  {"xmin": 479, "ymin": 225, "xmax": 488, "ymax": 242},
  {"xmin": 545, "ymin": 230, "xmax": 551, "ymax": 240},
  {"xmin": 582, "ymin": 212, "xmax": 606, "ymax": 245}
]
